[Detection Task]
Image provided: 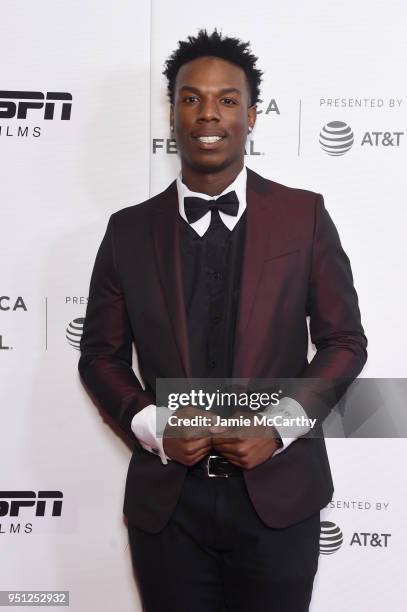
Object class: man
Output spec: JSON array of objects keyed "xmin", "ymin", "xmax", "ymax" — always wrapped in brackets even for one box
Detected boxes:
[{"xmin": 79, "ymin": 29, "xmax": 367, "ymax": 612}]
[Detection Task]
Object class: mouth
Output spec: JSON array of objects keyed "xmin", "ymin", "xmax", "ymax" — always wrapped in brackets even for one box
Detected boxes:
[{"xmin": 192, "ymin": 134, "xmax": 225, "ymax": 149}]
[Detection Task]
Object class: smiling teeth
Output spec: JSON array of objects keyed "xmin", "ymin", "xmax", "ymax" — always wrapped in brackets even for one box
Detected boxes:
[{"xmin": 197, "ymin": 136, "xmax": 222, "ymax": 143}]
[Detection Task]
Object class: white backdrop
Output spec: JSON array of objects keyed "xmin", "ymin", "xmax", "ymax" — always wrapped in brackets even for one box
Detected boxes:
[{"xmin": 1, "ymin": 1, "xmax": 406, "ymax": 610}]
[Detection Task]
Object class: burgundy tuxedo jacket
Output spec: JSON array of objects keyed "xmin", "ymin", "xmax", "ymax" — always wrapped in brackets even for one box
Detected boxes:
[{"xmin": 78, "ymin": 167, "xmax": 367, "ymax": 532}]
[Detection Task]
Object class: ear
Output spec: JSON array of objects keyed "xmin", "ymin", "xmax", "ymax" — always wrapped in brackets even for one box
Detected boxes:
[
  {"xmin": 248, "ymin": 104, "xmax": 257, "ymax": 132},
  {"xmin": 170, "ymin": 104, "xmax": 174, "ymax": 132}
]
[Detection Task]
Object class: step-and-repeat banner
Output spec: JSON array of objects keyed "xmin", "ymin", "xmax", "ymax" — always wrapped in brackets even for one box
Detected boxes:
[{"xmin": 1, "ymin": 1, "xmax": 406, "ymax": 610}]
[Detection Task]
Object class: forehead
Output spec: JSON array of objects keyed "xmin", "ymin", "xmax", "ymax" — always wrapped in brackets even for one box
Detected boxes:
[{"xmin": 175, "ymin": 56, "xmax": 249, "ymax": 95}]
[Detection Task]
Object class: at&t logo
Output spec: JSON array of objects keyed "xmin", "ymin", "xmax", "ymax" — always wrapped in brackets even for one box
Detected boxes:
[
  {"xmin": 319, "ymin": 121, "xmax": 354, "ymax": 156},
  {"xmin": 320, "ymin": 120, "xmax": 405, "ymax": 154},
  {"xmin": 66, "ymin": 317, "xmax": 85, "ymax": 349},
  {"xmin": 320, "ymin": 521, "xmax": 392, "ymax": 555},
  {"xmin": 320, "ymin": 521, "xmax": 343, "ymax": 554}
]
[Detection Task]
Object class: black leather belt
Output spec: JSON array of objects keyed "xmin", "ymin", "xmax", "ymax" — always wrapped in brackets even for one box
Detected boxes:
[{"xmin": 188, "ymin": 454, "xmax": 243, "ymax": 478}]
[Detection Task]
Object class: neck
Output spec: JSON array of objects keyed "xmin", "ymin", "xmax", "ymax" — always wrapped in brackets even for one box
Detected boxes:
[{"xmin": 180, "ymin": 160, "xmax": 244, "ymax": 196}]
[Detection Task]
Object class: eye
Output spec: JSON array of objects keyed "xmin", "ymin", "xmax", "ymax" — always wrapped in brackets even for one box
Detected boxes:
[
  {"xmin": 221, "ymin": 98, "xmax": 237, "ymax": 105},
  {"xmin": 183, "ymin": 96, "xmax": 198, "ymax": 104}
]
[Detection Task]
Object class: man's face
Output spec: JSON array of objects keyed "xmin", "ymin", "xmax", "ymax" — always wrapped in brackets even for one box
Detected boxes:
[{"xmin": 170, "ymin": 56, "xmax": 256, "ymax": 174}]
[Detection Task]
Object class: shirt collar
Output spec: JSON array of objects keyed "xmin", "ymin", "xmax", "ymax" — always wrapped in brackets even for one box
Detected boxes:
[{"xmin": 177, "ymin": 165, "xmax": 247, "ymax": 237}]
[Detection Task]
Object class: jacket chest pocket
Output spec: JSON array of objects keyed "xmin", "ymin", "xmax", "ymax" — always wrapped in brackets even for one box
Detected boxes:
[{"xmin": 260, "ymin": 249, "xmax": 302, "ymax": 301}]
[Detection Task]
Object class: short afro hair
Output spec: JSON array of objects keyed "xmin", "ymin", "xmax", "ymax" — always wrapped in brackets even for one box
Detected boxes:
[{"xmin": 162, "ymin": 28, "xmax": 263, "ymax": 107}]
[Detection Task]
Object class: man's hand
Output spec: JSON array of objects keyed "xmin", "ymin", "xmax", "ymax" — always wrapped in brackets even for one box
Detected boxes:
[
  {"xmin": 163, "ymin": 406, "xmax": 213, "ymax": 467},
  {"xmin": 211, "ymin": 411, "xmax": 282, "ymax": 469}
]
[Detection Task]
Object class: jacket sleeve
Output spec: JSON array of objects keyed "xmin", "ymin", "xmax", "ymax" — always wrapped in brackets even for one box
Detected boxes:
[
  {"xmin": 288, "ymin": 194, "xmax": 368, "ymax": 425},
  {"xmin": 78, "ymin": 214, "xmax": 155, "ymax": 439}
]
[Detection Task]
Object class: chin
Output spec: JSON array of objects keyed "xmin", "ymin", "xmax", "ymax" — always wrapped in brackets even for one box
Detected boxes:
[{"xmin": 188, "ymin": 156, "xmax": 232, "ymax": 174}]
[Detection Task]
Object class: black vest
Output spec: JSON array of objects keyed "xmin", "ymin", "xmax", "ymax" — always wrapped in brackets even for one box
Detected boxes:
[{"xmin": 179, "ymin": 208, "xmax": 246, "ymax": 397}]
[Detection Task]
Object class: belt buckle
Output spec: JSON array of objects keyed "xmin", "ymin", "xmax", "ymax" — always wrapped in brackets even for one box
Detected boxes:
[{"xmin": 206, "ymin": 455, "xmax": 229, "ymax": 478}]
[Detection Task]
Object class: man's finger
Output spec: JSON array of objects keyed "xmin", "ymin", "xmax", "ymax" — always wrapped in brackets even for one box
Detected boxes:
[
  {"xmin": 182, "ymin": 438, "xmax": 213, "ymax": 454},
  {"xmin": 212, "ymin": 436, "xmax": 245, "ymax": 446}
]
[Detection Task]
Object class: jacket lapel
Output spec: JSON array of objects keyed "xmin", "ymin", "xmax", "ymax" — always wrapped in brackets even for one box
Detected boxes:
[
  {"xmin": 151, "ymin": 181, "xmax": 192, "ymax": 378},
  {"xmin": 232, "ymin": 168, "xmax": 276, "ymax": 377}
]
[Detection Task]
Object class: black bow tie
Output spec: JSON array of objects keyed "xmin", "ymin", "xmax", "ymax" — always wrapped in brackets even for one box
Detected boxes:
[{"xmin": 184, "ymin": 190, "xmax": 239, "ymax": 224}]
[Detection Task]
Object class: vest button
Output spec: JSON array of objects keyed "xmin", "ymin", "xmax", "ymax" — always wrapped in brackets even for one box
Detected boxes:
[
  {"xmin": 210, "ymin": 360, "xmax": 216, "ymax": 369},
  {"xmin": 212, "ymin": 316, "xmax": 221, "ymax": 325}
]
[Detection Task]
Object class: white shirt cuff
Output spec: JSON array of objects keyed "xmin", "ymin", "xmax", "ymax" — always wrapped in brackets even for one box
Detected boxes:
[
  {"xmin": 131, "ymin": 404, "xmax": 172, "ymax": 465},
  {"xmin": 262, "ymin": 396, "xmax": 311, "ymax": 456}
]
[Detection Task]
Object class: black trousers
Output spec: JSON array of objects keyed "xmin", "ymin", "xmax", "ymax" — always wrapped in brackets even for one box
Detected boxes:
[{"xmin": 128, "ymin": 471, "xmax": 320, "ymax": 612}]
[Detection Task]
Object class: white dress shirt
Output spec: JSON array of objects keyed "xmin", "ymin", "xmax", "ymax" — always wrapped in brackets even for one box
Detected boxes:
[{"xmin": 131, "ymin": 166, "xmax": 310, "ymax": 464}]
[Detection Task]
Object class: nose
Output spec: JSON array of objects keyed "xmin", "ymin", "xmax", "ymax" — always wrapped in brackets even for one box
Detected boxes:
[{"xmin": 197, "ymin": 97, "xmax": 220, "ymax": 122}]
